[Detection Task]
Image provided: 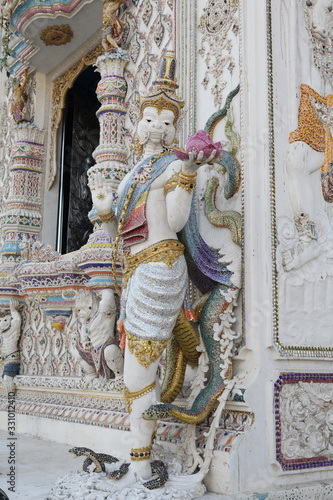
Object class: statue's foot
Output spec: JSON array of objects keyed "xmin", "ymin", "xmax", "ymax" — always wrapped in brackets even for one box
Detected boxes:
[
  {"xmin": 108, "ymin": 461, "xmax": 152, "ymax": 490},
  {"xmin": 83, "ymin": 373, "xmax": 98, "ymax": 383},
  {"xmin": 142, "ymin": 403, "xmax": 172, "ymax": 420},
  {"xmin": 107, "ymin": 462, "xmax": 130, "ymax": 480},
  {"xmin": 3, "ymin": 375, "xmax": 15, "ymax": 393}
]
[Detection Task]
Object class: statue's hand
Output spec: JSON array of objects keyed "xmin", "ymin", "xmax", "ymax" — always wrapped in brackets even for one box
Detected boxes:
[
  {"xmin": 10, "ymin": 299, "xmax": 19, "ymax": 312},
  {"xmin": 89, "ymin": 172, "xmax": 114, "ymax": 214},
  {"xmin": 182, "ymin": 150, "xmax": 218, "ymax": 175}
]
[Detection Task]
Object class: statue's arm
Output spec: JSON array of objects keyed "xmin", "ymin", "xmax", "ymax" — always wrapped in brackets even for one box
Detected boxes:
[
  {"xmin": 165, "ymin": 151, "xmax": 217, "ymax": 232},
  {"xmin": 9, "ymin": 300, "xmax": 21, "ymax": 330},
  {"xmin": 165, "ymin": 161, "xmax": 193, "ymax": 232}
]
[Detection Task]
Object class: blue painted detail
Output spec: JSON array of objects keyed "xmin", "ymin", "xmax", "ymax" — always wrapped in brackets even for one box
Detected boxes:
[
  {"xmin": 43, "ymin": 310, "xmax": 72, "ymax": 316},
  {"xmin": 1, "ymin": 242, "xmax": 21, "ymax": 253},
  {"xmin": 3, "ymin": 362, "xmax": 20, "ymax": 377},
  {"xmin": 11, "ymin": 40, "xmax": 28, "ymax": 58},
  {"xmin": 42, "ymin": 296, "xmax": 71, "ymax": 303},
  {"xmin": 231, "ymin": 388, "xmax": 246, "ymax": 402},
  {"xmin": 9, "ymin": 60, "xmax": 23, "ymax": 75}
]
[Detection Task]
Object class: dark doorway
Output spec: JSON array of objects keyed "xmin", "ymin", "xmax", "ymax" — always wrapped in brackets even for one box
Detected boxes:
[{"xmin": 57, "ymin": 65, "xmax": 100, "ymax": 254}]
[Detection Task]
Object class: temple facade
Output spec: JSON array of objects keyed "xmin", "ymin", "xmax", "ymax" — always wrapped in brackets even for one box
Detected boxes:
[{"xmin": 1, "ymin": 0, "xmax": 333, "ymax": 498}]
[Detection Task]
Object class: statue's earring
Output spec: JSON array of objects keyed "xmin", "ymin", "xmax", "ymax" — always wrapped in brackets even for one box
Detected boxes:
[{"xmin": 163, "ymin": 136, "xmax": 178, "ymax": 150}]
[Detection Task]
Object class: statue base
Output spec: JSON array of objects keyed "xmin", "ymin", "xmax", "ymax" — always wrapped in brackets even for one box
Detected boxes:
[{"xmin": 47, "ymin": 470, "xmax": 206, "ymax": 499}]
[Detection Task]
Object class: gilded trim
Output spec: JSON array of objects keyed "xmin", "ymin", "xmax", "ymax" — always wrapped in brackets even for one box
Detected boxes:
[
  {"xmin": 123, "ymin": 381, "xmax": 156, "ymax": 413},
  {"xmin": 126, "ymin": 332, "xmax": 169, "ymax": 368},
  {"xmin": 123, "ymin": 240, "xmax": 184, "ymax": 288}
]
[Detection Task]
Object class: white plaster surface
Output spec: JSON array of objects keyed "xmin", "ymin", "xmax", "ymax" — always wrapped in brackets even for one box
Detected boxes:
[{"xmin": 0, "ymin": 430, "xmax": 221, "ymax": 499}]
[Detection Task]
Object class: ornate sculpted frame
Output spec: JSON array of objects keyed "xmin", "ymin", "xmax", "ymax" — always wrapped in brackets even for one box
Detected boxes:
[
  {"xmin": 48, "ymin": 43, "xmax": 104, "ymax": 190},
  {"xmin": 268, "ymin": 0, "xmax": 333, "ymax": 358}
]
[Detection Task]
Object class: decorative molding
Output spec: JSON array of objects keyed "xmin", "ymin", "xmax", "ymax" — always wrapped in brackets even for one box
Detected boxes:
[
  {"xmin": 268, "ymin": 1, "xmax": 333, "ymax": 357},
  {"xmin": 40, "ymin": 25, "xmax": 74, "ymax": 46},
  {"xmin": 11, "ymin": 0, "xmax": 87, "ymax": 33},
  {"xmin": 0, "ymin": 383, "xmax": 250, "ymax": 454}
]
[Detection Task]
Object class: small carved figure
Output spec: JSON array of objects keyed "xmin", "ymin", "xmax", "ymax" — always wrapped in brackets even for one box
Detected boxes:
[
  {"xmin": 74, "ymin": 288, "xmax": 123, "ymax": 382},
  {"xmin": 281, "ymin": 212, "xmax": 321, "ymax": 271},
  {"xmin": 102, "ymin": 0, "xmax": 128, "ymax": 52},
  {"xmin": 0, "ymin": 300, "xmax": 22, "ymax": 392},
  {"xmin": 11, "ymin": 70, "xmax": 30, "ymax": 124},
  {"xmin": 305, "ymin": 0, "xmax": 333, "ymax": 44},
  {"xmin": 304, "ymin": 0, "xmax": 333, "ymax": 78}
]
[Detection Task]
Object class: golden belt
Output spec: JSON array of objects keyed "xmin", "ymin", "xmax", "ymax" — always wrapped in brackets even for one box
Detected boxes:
[{"xmin": 123, "ymin": 239, "xmax": 184, "ymax": 288}]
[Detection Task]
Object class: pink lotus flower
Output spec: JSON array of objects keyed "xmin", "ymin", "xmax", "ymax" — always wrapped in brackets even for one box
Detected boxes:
[{"xmin": 174, "ymin": 130, "xmax": 222, "ymax": 161}]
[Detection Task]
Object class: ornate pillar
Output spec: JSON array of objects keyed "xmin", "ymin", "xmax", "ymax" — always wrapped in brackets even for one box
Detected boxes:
[
  {"xmin": 88, "ymin": 50, "xmax": 130, "ymax": 195},
  {"xmin": 84, "ymin": 50, "xmax": 130, "ymax": 290},
  {"xmin": 0, "ymin": 123, "xmax": 45, "ymax": 299}
]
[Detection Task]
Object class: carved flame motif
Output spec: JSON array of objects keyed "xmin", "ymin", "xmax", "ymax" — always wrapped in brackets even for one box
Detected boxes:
[
  {"xmin": 199, "ymin": 0, "xmax": 239, "ymax": 106},
  {"xmin": 40, "ymin": 24, "xmax": 74, "ymax": 46}
]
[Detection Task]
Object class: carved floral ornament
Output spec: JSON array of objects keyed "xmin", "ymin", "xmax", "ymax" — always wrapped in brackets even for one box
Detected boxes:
[
  {"xmin": 275, "ymin": 373, "xmax": 333, "ymax": 471},
  {"xmin": 40, "ymin": 24, "xmax": 74, "ymax": 46}
]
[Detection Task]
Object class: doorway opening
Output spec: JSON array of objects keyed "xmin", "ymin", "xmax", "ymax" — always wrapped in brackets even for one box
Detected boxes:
[{"xmin": 57, "ymin": 65, "xmax": 100, "ymax": 254}]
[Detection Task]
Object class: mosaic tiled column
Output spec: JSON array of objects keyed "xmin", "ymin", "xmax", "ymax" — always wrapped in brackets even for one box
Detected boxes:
[
  {"xmin": 89, "ymin": 50, "xmax": 130, "ymax": 193},
  {"xmin": 0, "ymin": 123, "xmax": 45, "ymax": 301},
  {"xmin": 86, "ymin": 50, "xmax": 130, "ymax": 290}
]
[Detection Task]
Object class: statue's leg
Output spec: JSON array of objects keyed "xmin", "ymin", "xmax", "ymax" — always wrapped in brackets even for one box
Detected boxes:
[
  {"xmin": 72, "ymin": 348, "xmax": 97, "ymax": 382},
  {"xmin": 104, "ymin": 344, "xmax": 124, "ymax": 377},
  {"xmin": 110, "ymin": 342, "xmax": 163, "ymax": 489}
]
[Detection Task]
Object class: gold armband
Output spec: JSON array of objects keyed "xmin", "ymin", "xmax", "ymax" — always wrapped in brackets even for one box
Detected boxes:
[
  {"xmin": 164, "ymin": 171, "xmax": 197, "ymax": 196},
  {"xmin": 164, "ymin": 172, "xmax": 179, "ymax": 196},
  {"xmin": 99, "ymin": 210, "xmax": 116, "ymax": 223},
  {"xmin": 178, "ymin": 170, "xmax": 197, "ymax": 193}
]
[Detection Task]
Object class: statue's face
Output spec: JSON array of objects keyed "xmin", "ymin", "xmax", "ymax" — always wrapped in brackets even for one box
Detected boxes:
[
  {"xmin": 305, "ymin": 0, "xmax": 333, "ymax": 42},
  {"xmin": 0, "ymin": 314, "xmax": 11, "ymax": 333},
  {"xmin": 76, "ymin": 298, "xmax": 93, "ymax": 321},
  {"xmin": 137, "ymin": 106, "xmax": 176, "ymax": 146}
]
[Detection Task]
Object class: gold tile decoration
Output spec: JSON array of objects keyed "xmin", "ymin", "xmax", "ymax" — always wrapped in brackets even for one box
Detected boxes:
[
  {"xmin": 40, "ymin": 24, "xmax": 74, "ymax": 46},
  {"xmin": 289, "ymin": 84, "xmax": 333, "ymax": 203}
]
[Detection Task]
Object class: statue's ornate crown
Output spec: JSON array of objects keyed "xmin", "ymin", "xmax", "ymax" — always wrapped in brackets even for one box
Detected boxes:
[{"xmin": 137, "ymin": 51, "xmax": 185, "ymax": 123}]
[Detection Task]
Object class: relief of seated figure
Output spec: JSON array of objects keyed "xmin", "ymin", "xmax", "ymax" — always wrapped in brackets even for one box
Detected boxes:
[
  {"xmin": 0, "ymin": 300, "xmax": 22, "ymax": 393},
  {"xmin": 73, "ymin": 288, "xmax": 124, "ymax": 383}
]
